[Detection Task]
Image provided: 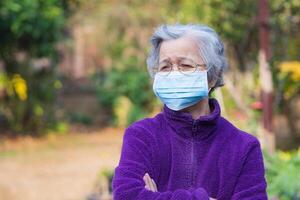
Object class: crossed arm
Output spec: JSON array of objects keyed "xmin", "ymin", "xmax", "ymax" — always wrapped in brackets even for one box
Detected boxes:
[
  {"xmin": 112, "ymin": 126, "xmax": 212, "ymax": 199},
  {"xmin": 112, "ymin": 126, "xmax": 267, "ymax": 200}
]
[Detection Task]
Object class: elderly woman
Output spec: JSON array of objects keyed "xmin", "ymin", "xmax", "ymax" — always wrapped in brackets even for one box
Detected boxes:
[{"xmin": 111, "ymin": 24, "xmax": 268, "ymax": 200}]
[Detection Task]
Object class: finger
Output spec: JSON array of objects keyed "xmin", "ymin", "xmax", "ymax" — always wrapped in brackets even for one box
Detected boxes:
[
  {"xmin": 143, "ymin": 174, "xmax": 147, "ymax": 184},
  {"xmin": 143, "ymin": 174, "xmax": 151, "ymax": 191},
  {"xmin": 144, "ymin": 173, "xmax": 152, "ymax": 191},
  {"xmin": 145, "ymin": 173, "xmax": 155, "ymax": 192},
  {"xmin": 147, "ymin": 175, "xmax": 156, "ymax": 192},
  {"xmin": 144, "ymin": 184, "xmax": 150, "ymax": 190},
  {"xmin": 151, "ymin": 178, "xmax": 158, "ymax": 192},
  {"xmin": 143, "ymin": 174, "xmax": 150, "ymax": 187}
]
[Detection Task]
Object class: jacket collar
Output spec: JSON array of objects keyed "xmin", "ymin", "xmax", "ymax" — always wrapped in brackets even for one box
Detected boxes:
[{"xmin": 162, "ymin": 98, "xmax": 221, "ymax": 141}]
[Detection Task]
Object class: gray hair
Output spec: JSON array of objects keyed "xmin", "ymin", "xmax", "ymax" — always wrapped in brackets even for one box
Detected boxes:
[{"xmin": 146, "ymin": 23, "xmax": 228, "ymax": 93}]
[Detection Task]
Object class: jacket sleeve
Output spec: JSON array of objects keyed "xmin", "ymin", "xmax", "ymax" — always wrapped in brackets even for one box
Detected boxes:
[
  {"xmin": 112, "ymin": 126, "xmax": 210, "ymax": 200},
  {"xmin": 231, "ymin": 139, "xmax": 268, "ymax": 200}
]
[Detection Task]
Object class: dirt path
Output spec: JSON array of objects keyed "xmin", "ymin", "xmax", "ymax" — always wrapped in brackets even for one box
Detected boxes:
[{"xmin": 0, "ymin": 127, "xmax": 124, "ymax": 200}]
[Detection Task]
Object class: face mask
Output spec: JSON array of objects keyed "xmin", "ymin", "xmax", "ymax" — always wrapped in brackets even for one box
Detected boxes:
[{"xmin": 153, "ymin": 70, "xmax": 209, "ymax": 111}]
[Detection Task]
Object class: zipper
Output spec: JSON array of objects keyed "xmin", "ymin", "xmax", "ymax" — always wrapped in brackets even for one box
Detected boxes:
[{"xmin": 192, "ymin": 120, "xmax": 197, "ymax": 132}]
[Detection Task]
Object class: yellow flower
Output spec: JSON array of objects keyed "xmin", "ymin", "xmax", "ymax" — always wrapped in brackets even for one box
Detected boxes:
[
  {"xmin": 279, "ymin": 61, "xmax": 300, "ymax": 81},
  {"xmin": 12, "ymin": 74, "xmax": 27, "ymax": 101},
  {"xmin": 113, "ymin": 96, "xmax": 132, "ymax": 127}
]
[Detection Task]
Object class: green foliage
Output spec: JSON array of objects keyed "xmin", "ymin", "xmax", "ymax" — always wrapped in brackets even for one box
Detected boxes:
[
  {"xmin": 82, "ymin": 1, "xmax": 164, "ymax": 127},
  {"xmin": 48, "ymin": 121, "xmax": 69, "ymax": 134},
  {"xmin": 0, "ymin": 65, "xmax": 62, "ymax": 134},
  {"xmin": 0, "ymin": 0, "xmax": 74, "ymax": 134},
  {"xmin": 269, "ymin": 0, "xmax": 300, "ymax": 107},
  {"xmin": 101, "ymin": 168, "xmax": 114, "ymax": 193},
  {"xmin": 277, "ymin": 61, "xmax": 300, "ymax": 101},
  {"xmin": 264, "ymin": 149, "xmax": 300, "ymax": 199},
  {"xmin": 178, "ymin": 0, "xmax": 257, "ymax": 42},
  {"xmin": 127, "ymin": 105, "xmax": 148, "ymax": 126},
  {"xmin": 92, "ymin": 58, "xmax": 155, "ymax": 126},
  {"xmin": 0, "ymin": 0, "xmax": 66, "ymax": 57},
  {"xmin": 67, "ymin": 111, "xmax": 93, "ymax": 125}
]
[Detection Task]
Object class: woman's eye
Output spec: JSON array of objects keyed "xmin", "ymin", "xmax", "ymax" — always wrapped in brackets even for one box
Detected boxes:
[
  {"xmin": 160, "ymin": 66, "xmax": 171, "ymax": 71},
  {"xmin": 181, "ymin": 64, "xmax": 194, "ymax": 68}
]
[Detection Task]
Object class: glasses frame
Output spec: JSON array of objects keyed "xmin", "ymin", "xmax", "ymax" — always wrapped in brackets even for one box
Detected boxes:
[{"xmin": 153, "ymin": 57, "xmax": 207, "ymax": 76}]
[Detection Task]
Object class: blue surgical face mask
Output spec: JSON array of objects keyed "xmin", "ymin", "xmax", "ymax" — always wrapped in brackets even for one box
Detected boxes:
[{"xmin": 153, "ymin": 70, "xmax": 210, "ymax": 111}]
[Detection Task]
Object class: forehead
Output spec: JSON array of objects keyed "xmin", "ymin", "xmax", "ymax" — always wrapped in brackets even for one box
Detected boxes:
[{"xmin": 159, "ymin": 35, "xmax": 201, "ymax": 62}]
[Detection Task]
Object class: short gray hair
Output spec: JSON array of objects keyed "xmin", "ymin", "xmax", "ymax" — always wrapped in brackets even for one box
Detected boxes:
[{"xmin": 146, "ymin": 23, "xmax": 228, "ymax": 93}]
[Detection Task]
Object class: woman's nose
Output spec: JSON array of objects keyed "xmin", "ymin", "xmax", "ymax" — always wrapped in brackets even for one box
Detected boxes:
[{"xmin": 172, "ymin": 63, "xmax": 180, "ymax": 71}]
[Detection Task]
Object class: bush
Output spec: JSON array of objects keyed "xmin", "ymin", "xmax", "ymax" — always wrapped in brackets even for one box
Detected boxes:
[
  {"xmin": 92, "ymin": 57, "xmax": 156, "ymax": 127},
  {"xmin": 67, "ymin": 111, "xmax": 93, "ymax": 125},
  {"xmin": 0, "ymin": 0, "xmax": 75, "ymax": 134},
  {"xmin": 0, "ymin": 67, "xmax": 62, "ymax": 134},
  {"xmin": 264, "ymin": 148, "xmax": 300, "ymax": 199}
]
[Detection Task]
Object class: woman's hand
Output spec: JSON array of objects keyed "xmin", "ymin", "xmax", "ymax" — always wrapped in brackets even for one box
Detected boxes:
[
  {"xmin": 143, "ymin": 173, "xmax": 217, "ymax": 200},
  {"xmin": 143, "ymin": 173, "xmax": 158, "ymax": 192}
]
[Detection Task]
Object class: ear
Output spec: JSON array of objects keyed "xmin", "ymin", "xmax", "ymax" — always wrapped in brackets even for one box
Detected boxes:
[{"xmin": 208, "ymin": 79, "xmax": 217, "ymax": 89}]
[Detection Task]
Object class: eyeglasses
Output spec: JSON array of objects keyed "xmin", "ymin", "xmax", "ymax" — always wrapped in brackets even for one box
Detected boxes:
[{"xmin": 153, "ymin": 57, "xmax": 207, "ymax": 76}]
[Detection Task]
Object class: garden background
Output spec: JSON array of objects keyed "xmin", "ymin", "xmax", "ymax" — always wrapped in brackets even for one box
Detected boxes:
[{"xmin": 0, "ymin": 0, "xmax": 299, "ymax": 199}]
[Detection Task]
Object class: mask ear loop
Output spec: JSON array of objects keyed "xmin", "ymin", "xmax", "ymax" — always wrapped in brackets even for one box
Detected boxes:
[{"xmin": 205, "ymin": 65, "xmax": 224, "ymax": 96}]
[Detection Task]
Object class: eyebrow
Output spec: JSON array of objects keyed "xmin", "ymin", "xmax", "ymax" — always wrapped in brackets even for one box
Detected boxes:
[{"xmin": 159, "ymin": 56, "xmax": 194, "ymax": 63}]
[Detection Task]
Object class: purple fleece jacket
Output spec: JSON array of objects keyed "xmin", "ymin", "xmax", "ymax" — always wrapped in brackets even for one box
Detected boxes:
[{"xmin": 111, "ymin": 98, "xmax": 268, "ymax": 200}]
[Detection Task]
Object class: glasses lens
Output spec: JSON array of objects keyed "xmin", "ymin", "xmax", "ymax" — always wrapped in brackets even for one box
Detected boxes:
[
  {"xmin": 154, "ymin": 63, "xmax": 171, "ymax": 76},
  {"xmin": 154, "ymin": 59, "xmax": 207, "ymax": 76},
  {"xmin": 179, "ymin": 64, "xmax": 197, "ymax": 75},
  {"xmin": 154, "ymin": 67, "xmax": 170, "ymax": 77},
  {"xmin": 159, "ymin": 63, "xmax": 172, "ymax": 72}
]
